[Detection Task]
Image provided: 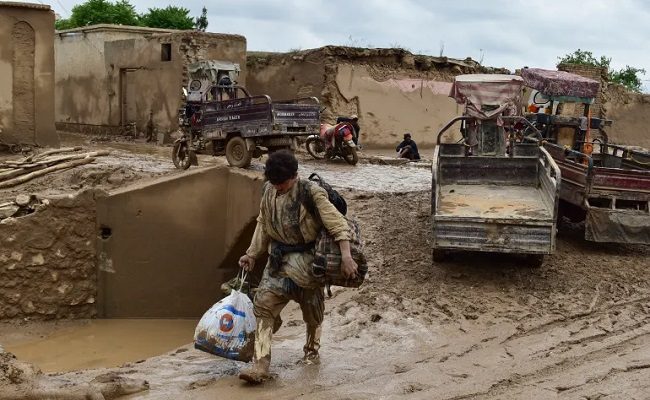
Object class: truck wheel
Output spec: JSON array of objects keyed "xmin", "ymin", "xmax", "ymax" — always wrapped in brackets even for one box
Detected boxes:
[
  {"xmin": 226, "ymin": 136, "xmax": 252, "ymax": 168},
  {"xmin": 432, "ymin": 249, "xmax": 447, "ymax": 263},
  {"xmin": 343, "ymin": 146, "xmax": 359, "ymax": 165},
  {"xmin": 172, "ymin": 141, "xmax": 191, "ymax": 170},
  {"xmin": 305, "ymin": 137, "xmax": 326, "ymax": 159}
]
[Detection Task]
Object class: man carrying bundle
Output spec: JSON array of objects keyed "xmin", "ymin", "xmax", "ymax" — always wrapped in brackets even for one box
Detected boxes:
[{"xmin": 238, "ymin": 150, "xmax": 358, "ymax": 383}]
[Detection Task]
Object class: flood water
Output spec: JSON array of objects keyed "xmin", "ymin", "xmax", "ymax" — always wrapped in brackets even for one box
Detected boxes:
[{"xmin": 1, "ymin": 319, "xmax": 197, "ymax": 373}]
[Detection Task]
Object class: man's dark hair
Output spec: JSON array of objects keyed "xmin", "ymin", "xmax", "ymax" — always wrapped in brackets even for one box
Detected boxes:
[
  {"xmin": 264, "ymin": 150, "xmax": 298, "ymax": 184},
  {"xmin": 404, "ymin": 132, "xmax": 412, "ymax": 139}
]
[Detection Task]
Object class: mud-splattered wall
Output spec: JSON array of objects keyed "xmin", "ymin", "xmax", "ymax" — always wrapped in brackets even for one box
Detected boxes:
[
  {"xmin": 246, "ymin": 47, "xmax": 497, "ymax": 147},
  {"xmin": 96, "ymin": 166, "xmax": 263, "ymax": 318},
  {"xmin": 55, "ymin": 25, "xmax": 246, "ymax": 138},
  {"xmin": 0, "ymin": 190, "xmax": 102, "ymax": 319},
  {"xmin": 0, "ymin": 2, "xmax": 58, "ymax": 148}
]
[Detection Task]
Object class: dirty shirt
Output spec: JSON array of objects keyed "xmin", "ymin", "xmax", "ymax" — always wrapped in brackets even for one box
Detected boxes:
[{"xmin": 246, "ymin": 180, "xmax": 351, "ymax": 291}]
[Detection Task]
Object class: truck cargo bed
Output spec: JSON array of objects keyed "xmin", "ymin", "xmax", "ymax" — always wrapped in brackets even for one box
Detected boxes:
[
  {"xmin": 431, "ymin": 143, "xmax": 560, "ymax": 255},
  {"xmin": 438, "ymin": 184, "xmax": 553, "ymax": 221}
]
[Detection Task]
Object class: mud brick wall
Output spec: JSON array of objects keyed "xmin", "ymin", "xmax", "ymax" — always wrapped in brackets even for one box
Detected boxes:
[
  {"xmin": 0, "ymin": 190, "xmax": 102, "ymax": 319},
  {"xmin": 246, "ymin": 47, "xmax": 507, "ymax": 147},
  {"xmin": 0, "ymin": 2, "xmax": 58, "ymax": 148},
  {"xmin": 557, "ymin": 63, "xmax": 608, "ymax": 119},
  {"xmin": 604, "ymin": 84, "xmax": 650, "ymax": 147},
  {"xmin": 55, "ymin": 26, "xmax": 246, "ymax": 139}
]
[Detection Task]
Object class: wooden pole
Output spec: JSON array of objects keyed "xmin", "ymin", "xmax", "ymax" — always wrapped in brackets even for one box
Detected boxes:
[
  {"xmin": 1, "ymin": 151, "xmax": 109, "ymax": 169},
  {"xmin": 0, "ymin": 165, "xmax": 45, "ymax": 182},
  {"xmin": 26, "ymin": 146, "xmax": 83, "ymax": 162},
  {"xmin": 0, "ymin": 158, "xmax": 96, "ymax": 189}
]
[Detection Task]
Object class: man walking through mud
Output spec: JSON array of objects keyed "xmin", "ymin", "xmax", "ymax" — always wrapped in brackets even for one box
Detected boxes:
[{"xmin": 238, "ymin": 150, "xmax": 358, "ymax": 383}]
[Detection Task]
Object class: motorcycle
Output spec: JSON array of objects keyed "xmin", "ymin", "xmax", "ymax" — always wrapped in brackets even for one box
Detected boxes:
[{"xmin": 305, "ymin": 122, "xmax": 358, "ymax": 165}]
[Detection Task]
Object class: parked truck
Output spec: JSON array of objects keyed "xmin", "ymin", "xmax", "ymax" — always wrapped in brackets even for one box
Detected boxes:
[
  {"xmin": 431, "ymin": 74, "xmax": 561, "ymax": 266},
  {"xmin": 521, "ymin": 67, "xmax": 650, "ymax": 244},
  {"xmin": 173, "ymin": 60, "xmax": 320, "ymax": 168}
]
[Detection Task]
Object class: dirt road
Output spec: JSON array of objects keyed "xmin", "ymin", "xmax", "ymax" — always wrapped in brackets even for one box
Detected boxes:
[{"xmin": 2, "ymin": 152, "xmax": 650, "ymax": 399}]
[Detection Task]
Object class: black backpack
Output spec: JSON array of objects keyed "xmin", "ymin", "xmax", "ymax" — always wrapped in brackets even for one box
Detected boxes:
[{"xmin": 300, "ymin": 173, "xmax": 347, "ymax": 217}]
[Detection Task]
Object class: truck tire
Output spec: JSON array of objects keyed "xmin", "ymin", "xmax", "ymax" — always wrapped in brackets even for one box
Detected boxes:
[
  {"xmin": 527, "ymin": 254, "xmax": 544, "ymax": 268},
  {"xmin": 432, "ymin": 249, "xmax": 447, "ymax": 263},
  {"xmin": 226, "ymin": 136, "xmax": 252, "ymax": 168},
  {"xmin": 172, "ymin": 141, "xmax": 192, "ymax": 170}
]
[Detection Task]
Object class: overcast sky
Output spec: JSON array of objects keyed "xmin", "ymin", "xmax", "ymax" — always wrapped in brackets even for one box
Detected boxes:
[{"xmin": 13, "ymin": 0, "xmax": 650, "ymax": 90}]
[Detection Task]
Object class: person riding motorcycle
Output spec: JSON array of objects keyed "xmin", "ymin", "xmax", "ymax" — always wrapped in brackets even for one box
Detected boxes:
[
  {"xmin": 307, "ymin": 118, "xmax": 359, "ymax": 165},
  {"xmin": 336, "ymin": 114, "xmax": 360, "ymax": 146},
  {"xmin": 320, "ymin": 122, "xmax": 355, "ymax": 154}
]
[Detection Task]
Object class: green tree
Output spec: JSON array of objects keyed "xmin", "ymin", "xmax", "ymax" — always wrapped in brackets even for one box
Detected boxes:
[
  {"xmin": 558, "ymin": 49, "xmax": 611, "ymax": 69},
  {"xmin": 558, "ymin": 49, "xmax": 646, "ymax": 93},
  {"xmin": 610, "ymin": 66, "xmax": 646, "ymax": 93},
  {"xmin": 194, "ymin": 6, "xmax": 208, "ymax": 31},
  {"xmin": 55, "ymin": 0, "xmax": 139, "ymax": 30},
  {"xmin": 139, "ymin": 6, "xmax": 194, "ymax": 30}
]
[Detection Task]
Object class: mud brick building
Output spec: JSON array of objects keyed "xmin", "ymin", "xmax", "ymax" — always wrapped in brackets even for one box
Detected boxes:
[
  {"xmin": 0, "ymin": 2, "xmax": 59, "ymax": 148},
  {"xmin": 55, "ymin": 25, "xmax": 246, "ymax": 139},
  {"xmin": 557, "ymin": 63, "xmax": 608, "ymax": 119}
]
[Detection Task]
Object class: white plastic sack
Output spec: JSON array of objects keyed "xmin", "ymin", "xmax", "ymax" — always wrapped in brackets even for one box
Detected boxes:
[{"xmin": 194, "ymin": 289, "xmax": 256, "ymax": 362}]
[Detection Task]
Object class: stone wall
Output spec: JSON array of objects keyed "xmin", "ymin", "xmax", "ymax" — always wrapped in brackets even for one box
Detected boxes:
[
  {"xmin": 0, "ymin": 166, "xmax": 264, "ymax": 320},
  {"xmin": 0, "ymin": 2, "xmax": 58, "ymax": 148},
  {"xmin": 0, "ymin": 189, "xmax": 102, "ymax": 319}
]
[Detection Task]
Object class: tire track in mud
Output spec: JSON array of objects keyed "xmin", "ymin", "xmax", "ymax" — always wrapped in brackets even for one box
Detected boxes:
[
  {"xmin": 443, "ymin": 326, "xmax": 650, "ymax": 400},
  {"xmin": 500, "ymin": 295, "xmax": 650, "ymax": 344},
  {"xmin": 345, "ymin": 189, "xmax": 650, "ymax": 399}
]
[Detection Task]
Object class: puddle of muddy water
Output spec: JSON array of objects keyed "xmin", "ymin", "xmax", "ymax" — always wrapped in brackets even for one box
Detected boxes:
[{"xmin": 2, "ymin": 319, "xmax": 197, "ymax": 373}]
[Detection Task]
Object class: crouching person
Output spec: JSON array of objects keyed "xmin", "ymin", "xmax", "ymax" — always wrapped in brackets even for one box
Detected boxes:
[{"xmin": 238, "ymin": 150, "xmax": 358, "ymax": 384}]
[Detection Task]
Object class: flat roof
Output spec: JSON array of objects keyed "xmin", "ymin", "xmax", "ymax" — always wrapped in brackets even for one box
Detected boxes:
[
  {"xmin": 55, "ymin": 24, "xmax": 246, "ymax": 42},
  {"xmin": 56, "ymin": 24, "xmax": 177, "ymax": 35},
  {"xmin": 0, "ymin": 1, "xmax": 50, "ymax": 10},
  {"xmin": 455, "ymin": 74, "xmax": 523, "ymax": 83}
]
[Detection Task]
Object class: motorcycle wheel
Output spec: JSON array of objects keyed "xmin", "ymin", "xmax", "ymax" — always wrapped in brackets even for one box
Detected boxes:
[
  {"xmin": 342, "ymin": 146, "xmax": 359, "ymax": 165},
  {"xmin": 306, "ymin": 136, "xmax": 326, "ymax": 160},
  {"xmin": 172, "ymin": 141, "xmax": 192, "ymax": 170}
]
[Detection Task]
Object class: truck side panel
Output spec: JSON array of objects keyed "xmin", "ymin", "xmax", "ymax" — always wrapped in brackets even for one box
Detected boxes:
[
  {"xmin": 433, "ymin": 219, "xmax": 554, "ymax": 254},
  {"xmin": 272, "ymin": 101, "xmax": 320, "ymax": 133},
  {"xmin": 199, "ymin": 97, "xmax": 320, "ymax": 139},
  {"xmin": 201, "ymin": 97, "xmax": 272, "ymax": 139}
]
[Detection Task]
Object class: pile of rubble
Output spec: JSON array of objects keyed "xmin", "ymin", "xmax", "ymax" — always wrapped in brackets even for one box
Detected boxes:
[{"xmin": 0, "ymin": 194, "xmax": 45, "ymax": 222}]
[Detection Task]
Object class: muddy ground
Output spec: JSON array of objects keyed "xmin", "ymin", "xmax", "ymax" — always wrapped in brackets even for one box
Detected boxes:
[
  {"xmin": 0, "ymin": 133, "xmax": 197, "ymax": 205},
  {"xmin": 1, "ymin": 139, "xmax": 650, "ymax": 399}
]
